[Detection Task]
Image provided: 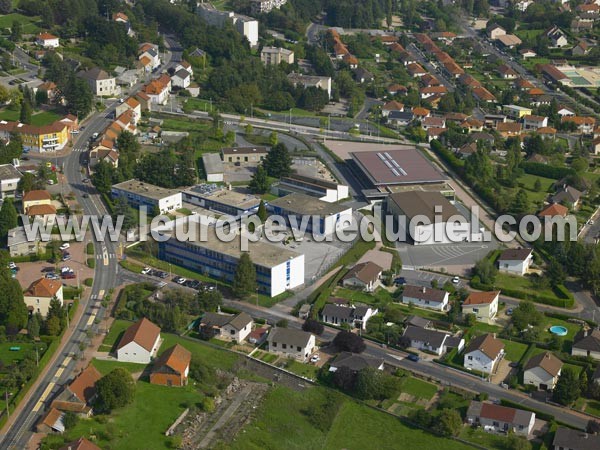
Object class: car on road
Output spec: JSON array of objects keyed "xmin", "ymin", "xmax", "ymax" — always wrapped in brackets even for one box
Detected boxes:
[
  {"xmin": 141, "ymin": 267, "xmax": 151, "ymax": 275},
  {"xmin": 173, "ymin": 276, "xmax": 186, "ymax": 284},
  {"xmin": 157, "ymin": 271, "xmax": 169, "ymax": 279},
  {"xmin": 41, "ymin": 266, "xmax": 55, "ymax": 273},
  {"xmin": 452, "ymin": 276, "xmax": 460, "ymax": 284},
  {"xmin": 184, "ymin": 280, "xmax": 202, "ymax": 290},
  {"xmin": 59, "ymin": 243, "xmax": 70, "ymax": 251},
  {"xmin": 407, "ymin": 354, "xmax": 420, "ymax": 362},
  {"xmin": 310, "ymin": 355, "xmax": 320, "ymax": 363}
]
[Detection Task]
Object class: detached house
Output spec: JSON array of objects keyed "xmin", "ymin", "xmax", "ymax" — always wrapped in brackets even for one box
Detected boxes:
[
  {"xmin": 463, "ymin": 333, "xmax": 505, "ymax": 375},
  {"xmin": 462, "ymin": 291, "xmax": 499, "ymax": 324},
  {"xmin": 329, "ymin": 352, "xmax": 384, "ymax": 373},
  {"xmin": 571, "ymin": 328, "xmax": 600, "ymax": 360},
  {"xmin": 138, "ymin": 43, "xmax": 161, "ymax": 70},
  {"xmin": 466, "ymin": 401, "xmax": 536, "ymax": 436},
  {"xmin": 198, "ymin": 311, "xmax": 253, "ymax": 342},
  {"xmin": 546, "ymin": 26, "xmax": 568, "ymax": 48},
  {"xmin": 142, "ymin": 74, "xmax": 171, "ymax": 105},
  {"xmin": 320, "ymin": 304, "xmax": 378, "ymax": 330},
  {"xmin": 341, "ymin": 261, "xmax": 382, "ymax": 292},
  {"xmin": 171, "ymin": 69, "xmax": 191, "ymax": 89},
  {"xmin": 487, "ymin": 24, "xmax": 506, "ymax": 40},
  {"xmin": 58, "ymin": 438, "xmax": 102, "ymax": 450},
  {"xmin": 553, "ymin": 428, "xmax": 600, "ymax": 450},
  {"xmin": 402, "ymin": 326, "xmax": 463, "ymax": 356},
  {"xmin": 267, "ymin": 328, "xmax": 316, "ymax": 361},
  {"xmin": 523, "ymin": 352, "xmax": 563, "ymax": 390},
  {"xmin": 51, "ymin": 365, "xmax": 102, "ymax": 416},
  {"xmin": 150, "ymin": 344, "xmax": 192, "ymax": 387},
  {"xmin": 498, "ymin": 248, "xmax": 533, "ymax": 276},
  {"xmin": 78, "ymin": 67, "xmax": 119, "ymax": 97},
  {"xmin": 551, "ymin": 185, "xmax": 583, "ymax": 209},
  {"xmin": 402, "ymin": 285, "xmax": 449, "ymax": 311},
  {"xmin": 562, "ymin": 116, "xmax": 596, "ymax": 134},
  {"xmin": 24, "ymin": 278, "xmax": 63, "ymax": 317},
  {"xmin": 382, "ymin": 101, "xmax": 404, "ymax": 117},
  {"xmin": 36, "ymin": 32, "xmax": 59, "ymax": 48},
  {"xmin": 523, "ymin": 115, "xmax": 549, "ymax": 130},
  {"xmin": 116, "ymin": 317, "xmax": 162, "ymax": 363}
]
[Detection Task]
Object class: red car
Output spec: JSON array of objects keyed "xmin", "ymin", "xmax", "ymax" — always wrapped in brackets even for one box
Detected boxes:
[{"xmin": 61, "ymin": 272, "xmax": 76, "ymax": 279}]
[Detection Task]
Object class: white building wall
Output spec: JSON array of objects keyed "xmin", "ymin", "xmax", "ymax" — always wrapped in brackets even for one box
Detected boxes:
[
  {"xmin": 411, "ymin": 221, "xmax": 470, "ymax": 245},
  {"xmin": 157, "ymin": 193, "xmax": 183, "ymax": 214},
  {"xmin": 464, "ymin": 349, "xmax": 499, "ymax": 374},
  {"xmin": 498, "ymin": 259, "xmax": 526, "ymax": 275},
  {"xmin": 117, "ymin": 341, "xmax": 152, "ymax": 363},
  {"xmin": 402, "ymin": 293, "xmax": 449, "ymax": 311},
  {"xmin": 524, "ymin": 366, "xmax": 559, "ymax": 389},
  {"xmin": 269, "ymin": 334, "xmax": 316, "ymax": 361},
  {"xmin": 270, "ymin": 253, "xmax": 304, "ymax": 296}
]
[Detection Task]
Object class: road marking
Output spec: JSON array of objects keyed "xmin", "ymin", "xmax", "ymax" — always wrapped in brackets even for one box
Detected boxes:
[
  {"xmin": 32, "ymin": 382, "xmax": 55, "ymax": 413},
  {"xmin": 86, "ymin": 313, "xmax": 96, "ymax": 327},
  {"xmin": 98, "ymin": 289, "xmax": 105, "ymax": 298},
  {"xmin": 54, "ymin": 356, "xmax": 72, "ymax": 379}
]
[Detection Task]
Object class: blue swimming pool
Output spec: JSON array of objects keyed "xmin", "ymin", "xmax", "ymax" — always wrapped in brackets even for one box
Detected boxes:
[{"xmin": 549, "ymin": 325, "xmax": 568, "ymax": 336}]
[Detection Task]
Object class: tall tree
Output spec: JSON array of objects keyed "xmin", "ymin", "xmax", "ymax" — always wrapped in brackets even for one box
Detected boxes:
[
  {"xmin": 257, "ymin": 200, "xmax": 267, "ymax": 222},
  {"xmin": 95, "ymin": 368, "xmax": 136, "ymax": 413},
  {"xmin": 249, "ymin": 165, "xmax": 269, "ymax": 194},
  {"xmin": 0, "ymin": 197, "xmax": 18, "ymax": 239},
  {"xmin": 263, "ymin": 143, "xmax": 292, "ymax": 178},
  {"xmin": 19, "ymin": 99, "xmax": 32, "ymax": 124},
  {"xmin": 232, "ymin": 252, "xmax": 257, "ymax": 298},
  {"xmin": 10, "ymin": 20, "xmax": 21, "ymax": 42},
  {"xmin": 553, "ymin": 367, "xmax": 581, "ymax": 406}
]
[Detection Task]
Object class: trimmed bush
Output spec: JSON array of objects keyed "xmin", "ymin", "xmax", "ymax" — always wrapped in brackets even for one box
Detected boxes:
[
  {"xmin": 84, "ymin": 278, "xmax": 93, "ymax": 287},
  {"xmin": 87, "ymin": 258, "xmax": 96, "ymax": 268},
  {"xmin": 86, "ymin": 242, "xmax": 94, "ymax": 255}
]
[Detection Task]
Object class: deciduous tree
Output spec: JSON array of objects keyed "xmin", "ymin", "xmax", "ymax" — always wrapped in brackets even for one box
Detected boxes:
[{"xmin": 232, "ymin": 252, "xmax": 257, "ymax": 298}]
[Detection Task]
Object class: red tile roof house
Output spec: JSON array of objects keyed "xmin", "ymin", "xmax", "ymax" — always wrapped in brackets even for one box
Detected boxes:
[
  {"xmin": 463, "ymin": 333, "xmax": 505, "ymax": 375},
  {"xmin": 150, "ymin": 344, "xmax": 192, "ymax": 387},
  {"xmin": 466, "ymin": 401, "xmax": 536, "ymax": 436},
  {"xmin": 51, "ymin": 365, "xmax": 102, "ymax": 416},
  {"xmin": 382, "ymin": 100, "xmax": 404, "ymax": 117},
  {"xmin": 341, "ymin": 261, "xmax": 383, "ymax": 292},
  {"xmin": 58, "ymin": 437, "xmax": 102, "ymax": 450},
  {"xmin": 116, "ymin": 317, "xmax": 162, "ymax": 363}
]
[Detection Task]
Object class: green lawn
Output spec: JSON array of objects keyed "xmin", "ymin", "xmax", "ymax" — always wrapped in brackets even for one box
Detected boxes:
[
  {"xmin": 499, "ymin": 339, "xmax": 529, "ymax": 363},
  {"xmin": 585, "ymin": 399, "xmax": 600, "ymax": 417},
  {"xmin": 160, "ymin": 333, "xmax": 239, "ymax": 371},
  {"xmin": 100, "ymin": 319, "xmax": 132, "ymax": 352},
  {"xmin": 0, "ymin": 13, "xmax": 40, "ymax": 34},
  {"xmin": 0, "ymin": 109, "xmax": 62, "ymax": 126},
  {"xmin": 284, "ymin": 360, "xmax": 319, "ymax": 380},
  {"xmin": 226, "ymin": 386, "xmax": 472, "ymax": 450},
  {"xmin": 334, "ymin": 287, "xmax": 393, "ymax": 306},
  {"xmin": 460, "ymin": 427, "xmax": 520, "ymax": 450},
  {"xmin": 0, "ymin": 342, "xmax": 47, "ymax": 366},
  {"xmin": 540, "ymin": 316, "xmax": 581, "ymax": 348},
  {"xmin": 91, "ymin": 358, "xmax": 146, "ymax": 376},
  {"xmin": 400, "ymin": 377, "xmax": 438, "ymax": 400},
  {"xmin": 494, "ymin": 273, "xmax": 570, "ymax": 307},
  {"xmin": 516, "ymin": 173, "xmax": 556, "ymax": 208}
]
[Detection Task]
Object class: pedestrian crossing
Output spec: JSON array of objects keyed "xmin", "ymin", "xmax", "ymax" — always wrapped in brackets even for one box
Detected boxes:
[
  {"xmin": 95, "ymin": 253, "xmax": 118, "ymax": 260},
  {"xmin": 72, "ymin": 147, "xmax": 88, "ymax": 152}
]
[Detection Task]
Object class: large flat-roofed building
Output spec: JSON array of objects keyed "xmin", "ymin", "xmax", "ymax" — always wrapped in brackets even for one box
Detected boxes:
[
  {"xmin": 268, "ymin": 193, "xmax": 353, "ymax": 235},
  {"xmin": 158, "ymin": 227, "xmax": 304, "ymax": 297},
  {"xmin": 111, "ymin": 180, "xmax": 182, "ymax": 214},
  {"xmin": 386, "ymin": 191, "xmax": 470, "ymax": 245},
  {"xmin": 202, "ymin": 153, "xmax": 224, "ymax": 182},
  {"xmin": 260, "ymin": 46, "xmax": 294, "ymax": 65},
  {"xmin": 197, "ymin": 4, "xmax": 259, "ymax": 47},
  {"xmin": 182, "ymin": 184, "xmax": 261, "ymax": 218},
  {"xmin": 221, "ymin": 146, "xmax": 268, "ymax": 164},
  {"xmin": 287, "ymin": 72, "xmax": 332, "ymax": 98},
  {"xmin": 350, "ymin": 148, "xmax": 447, "ymax": 188},
  {"xmin": 272, "ymin": 173, "xmax": 349, "ymax": 203}
]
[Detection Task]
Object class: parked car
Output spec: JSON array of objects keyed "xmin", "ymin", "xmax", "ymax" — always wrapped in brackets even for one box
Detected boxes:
[
  {"xmin": 506, "ymin": 308, "xmax": 513, "ymax": 316},
  {"xmin": 310, "ymin": 355, "xmax": 320, "ymax": 363},
  {"xmin": 141, "ymin": 267, "xmax": 151, "ymax": 275},
  {"xmin": 45, "ymin": 273, "xmax": 60, "ymax": 280},
  {"xmin": 8, "ymin": 262, "xmax": 17, "ymax": 270},
  {"xmin": 59, "ymin": 243, "xmax": 70, "ymax": 251},
  {"xmin": 62, "ymin": 254, "xmax": 71, "ymax": 261},
  {"xmin": 452, "ymin": 276, "xmax": 460, "ymax": 284},
  {"xmin": 407, "ymin": 354, "xmax": 420, "ymax": 362},
  {"xmin": 157, "ymin": 271, "xmax": 169, "ymax": 279},
  {"xmin": 62, "ymin": 271, "xmax": 76, "ymax": 279},
  {"xmin": 394, "ymin": 277, "xmax": 406, "ymax": 286},
  {"xmin": 174, "ymin": 276, "xmax": 186, "ymax": 284}
]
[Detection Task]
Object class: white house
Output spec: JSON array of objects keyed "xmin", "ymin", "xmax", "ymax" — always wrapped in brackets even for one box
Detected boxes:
[
  {"xmin": 402, "ymin": 285, "xmax": 449, "ymax": 311},
  {"xmin": 466, "ymin": 401, "xmax": 536, "ymax": 436},
  {"xmin": 138, "ymin": 43, "xmax": 161, "ymax": 70},
  {"xmin": 320, "ymin": 304, "xmax": 378, "ymax": 330},
  {"xmin": 79, "ymin": 67, "xmax": 119, "ymax": 97},
  {"xmin": 0, "ymin": 163, "xmax": 22, "ymax": 198},
  {"xmin": 23, "ymin": 278, "xmax": 63, "ymax": 317},
  {"xmin": 523, "ymin": 352, "xmax": 563, "ymax": 390},
  {"xmin": 463, "ymin": 333, "xmax": 505, "ymax": 375},
  {"xmin": 341, "ymin": 262, "xmax": 382, "ymax": 292},
  {"xmin": 487, "ymin": 24, "xmax": 506, "ymax": 40},
  {"xmin": 498, "ymin": 248, "xmax": 533, "ymax": 275},
  {"xmin": 171, "ymin": 69, "xmax": 191, "ymax": 89},
  {"xmin": 198, "ymin": 4, "xmax": 259, "ymax": 47},
  {"xmin": 36, "ymin": 33, "xmax": 59, "ymax": 48},
  {"xmin": 199, "ymin": 311, "xmax": 253, "ymax": 342},
  {"xmin": 523, "ymin": 115, "xmax": 549, "ymax": 130},
  {"xmin": 402, "ymin": 326, "xmax": 452, "ymax": 356},
  {"xmin": 547, "ymin": 26, "xmax": 568, "ymax": 48},
  {"xmin": 267, "ymin": 328, "xmax": 316, "ymax": 361},
  {"xmin": 462, "ymin": 291, "xmax": 499, "ymax": 324},
  {"xmin": 557, "ymin": 106, "xmax": 575, "ymax": 118},
  {"xmin": 116, "ymin": 318, "xmax": 162, "ymax": 364}
]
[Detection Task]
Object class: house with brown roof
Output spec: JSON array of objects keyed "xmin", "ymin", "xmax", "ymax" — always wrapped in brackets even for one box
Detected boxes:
[
  {"xmin": 412, "ymin": 106, "xmax": 430, "ymax": 119},
  {"xmin": 466, "ymin": 401, "xmax": 535, "ymax": 436},
  {"xmin": 26, "ymin": 203, "xmax": 57, "ymax": 227},
  {"xmin": 523, "ymin": 115, "xmax": 549, "ymax": 130},
  {"xmin": 572, "ymin": 328, "xmax": 600, "ymax": 360},
  {"xmin": 523, "ymin": 352, "xmax": 563, "ymax": 390},
  {"xmin": 387, "ymin": 84, "xmax": 407, "ymax": 95},
  {"xmin": 36, "ymin": 407, "xmax": 65, "ymax": 433},
  {"xmin": 407, "ymin": 62, "xmax": 427, "ymax": 77},
  {"xmin": 498, "ymin": 248, "xmax": 534, "ymax": 275},
  {"xmin": 342, "ymin": 261, "xmax": 383, "ymax": 292},
  {"xmin": 24, "ymin": 278, "xmax": 63, "ymax": 316},
  {"xmin": 150, "ymin": 344, "xmax": 192, "ymax": 387},
  {"xmin": 562, "ymin": 116, "xmax": 596, "ymax": 134},
  {"xmin": 116, "ymin": 317, "xmax": 162, "ymax": 363},
  {"xmin": 497, "ymin": 34, "xmax": 522, "ymax": 49},
  {"xmin": 402, "ymin": 285, "xmax": 449, "ymax": 311},
  {"xmin": 198, "ymin": 311, "xmax": 253, "ymax": 342},
  {"xmin": 36, "ymin": 32, "xmax": 59, "ymax": 48},
  {"xmin": 421, "ymin": 116, "xmax": 446, "ymax": 130},
  {"xmin": 462, "ymin": 291, "xmax": 500, "ymax": 324},
  {"xmin": 420, "ymin": 85, "xmax": 448, "ymax": 99},
  {"xmin": 496, "ymin": 122, "xmax": 522, "ymax": 137},
  {"xmin": 51, "ymin": 365, "xmax": 102, "ymax": 416},
  {"xmin": 382, "ymin": 100, "xmax": 404, "ymax": 117},
  {"xmin": 538, "ymin": 203, "xmax": 569, "ymax": 218},
  {"xmin": 498, "ymin": 64, "xmax": 518, "ymax": 79},
  {"xmin": 572, "ymin": 41, "xmax": 590, "ymax": 56},
  {"xmin": 472, "ymin": 86, "xmax": 496, "ymax": 103},
  {"xmin": 59, "ymin": 437, "xmax": 102, "ymax": 450},
  {"xmin": 463, "ymin": 333, "xmax": 505, "ymax": 374},
  {"xmin": 23, "ymin": 189, "xmax": 52, "ymax": 212}
]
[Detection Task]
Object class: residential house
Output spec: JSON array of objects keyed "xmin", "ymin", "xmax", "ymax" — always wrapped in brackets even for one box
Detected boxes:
[
  {"xmin": 473, "ymin": 86, "xmax": 496, "ymax": 103},
  {"xmin": 171, "ymin": 68, "xmax": 191, "ymax": 89},
  {"xmin": 523, "ymin": 115, "xmax": 549, "ymax": 130},
  {"xmin": 420, "ymin": 86, "xmax": 448, "ymax": 99},
  {"xmin": 36, "ymin": 408, "xmax": 64, "ymax": 433},
  {"xmin": 116, "ymin": 317, "xmax": 162, "ymax": 363},
  {"xmin": 0, "ymin": 120, "xmax": 70, "ymax": 153},
  {"xmin": 571, "ymin": 328, "xmax": 600, "ymax": 360},
  {"xmin": 523, "ymin": 352, "xmax": 563, "ymax": 390},
  {"xmin": 78, "ymin": 67, "xmax": 119, "ymax": 96},
  {"xmin": 402, "ymin": 326, "xmax": 461, "ymax": 356},
  {"xmin": 250, "ymin": 0, "xmax": 287, "ymax": 15},
  {"xmin": 497, "ymin": 34, "xmax": 522, "ymax": 49},
  {"xmin": 427, "ymin": 127, "xmax": 447, "ymax": 142},
  {"xmin": 382, "ymin": 100, "xmax": 404, "ymax": 117},
  {"xmin": 247, "ymin": 327, "xmax": 269, "ymax": 345},
  {"xmin": 412, "ymin": 107, "xmax": 431, "ymax": 120},
  {"xmin": 496, "ymin": 122, "xmax": 522, "ymax": 137},
  {"xmin": 498, "ymin": 248, "xmax": 534, "ymax": 275},
  {"xmin": 520, "ymin": 49, "xmax": 537, "ymax": 58},
  {"xmin": 36, "ymin": 32, "xmax": 59, "ymax": 48},
  {"xmin": 37, "ymin": 81, "xmax": 58, "ymax": 103},
  {"xmin": 134, "ymin": 91, "xmax": 152, "ymax": 112},
  {"xmin": 25, "ymin": 203, "xmax": 57, "ymax": 227},
  {"xmin": 406, "ymin": 63, "xmax": 427, "ymax": 77},
  {"xmin": 421, "ymin": 116, "xmax": 446, "ymax": 131},
  {"xmin": 546, "ymin": 26, "xmax": 568, "ymax": 48},
  {"xmin": 267, "ymin": 328, "xmax": 316, "ymax": 361},
  {"xmin": 24, "ymin": 278, "xmax": 63, "ymax": 317},
  {"xmin": 341, "ymin": 261, "xmax": 383, "ymax": 292},
  {"xmin": 354, "ymin": 67, "xmax": 374, "ymax": 83},
  {"xmin": 387, "ymin": 110, "xmax": 413, "ymax": 127},
  {"xmin": 458, "ymin": 142, "xmax": 478, "ymax": 158},
  {"xmin": 387, "ymin": 84, "xmax": 407, "ymax": 95},
  {"xmin": 343, "ymin": 54, "xmax": 358, "ymax": 69},
  {"xmin": 562, "ymin": 116, "xmax": 596, "ymax": 134},
  {"xmin": 460, "ymin": 118, "xmax": 484, "ymax": 133},
  {"xmin": 552, "ymin": 427, "xmax": 600, "ymax": 450},
  {"xmin": 7, "ymin": 226, "xmax": 49, "ymax": 257},
  {"xmin": 150, "ymin": 344, "xmax": 192, "ymax": 387},
  {"xmin": 537, "ymin": 126, "xmax": 557, "ymax": 138},
  {"xmin": 538, "ymin": 203, "xmax": 569, "ymax": 218},
  {"xmin": 466, "ymin": 401, "xmax": 536, "ymax": 436},
  {"xmin": 0, "ymin": 164, "xmax": 21, "ymax": 198},
  {"xmin": 557, "ymin": 106, "xmax": 576, "ymax": 117},
  {"xmin": 421, "ymin": 73, "xmax": 441, "ymax": 87},
  {"xmin": 462, "ymin": 291, "xmax": 500, "ymax": 324},
  {"xmin": 405, "ymin": 315, "xmax": 433, "ymax": 329},
  {"xmin": 51, "ymin": 365, "xmax": 102, "ymax": 416},
  {"xmin": 260, "ymin": 46, "xmax": 294, "ymax": 65},
  {"xmin": 23, "ymin": 189, "xmax": 52, "ymax": 211},
  {"xmin": 90, "ymin": 142, "xmax": 119, "ymax": 168},
  {"xmin": 287, "ymin": 72, "xmax": 332, "ymax": 98},
  {"xmin": 463, "ymin": 333, "xmax": 505, "ymax": 374},
  {"xmin": 329, "ymin": 352, "xmax": 384, "ymax": 373},
  {"xmin": 198, "ymin": 311, "xmax": 253, "ymax": 342},
  {"xmin": 114, "ymin": 97, "xmax": 141, "ymax": 125},
  {"xmin": 58, "ymin": 438, "xmax": 102, "ymax": 450},
  {"xmin": 402, "ymin": 285, "xmax": 449, "ymax": 311},
  {"xmin": 572, "ymin": 41, "xmax": 590, "ymax": 56},
  {"xmin": 113, "ymin": 12, "xmax": 134, "ymax": 36},
  {"xmin": 503, "ymin": 104, "xmax": 533, "ymax": 120},
  {"xmin": 515, "ymin": 77, "xmax": 535, "ymax": 90},
  {"xmin": 138, "ymin": 42, "xmax": 161, "ymax": 70},
  {"xmin": 320, "ymin": 304, "xmax": 378, "ymax": 330},
  {"xmin": 487, "ymin": 24, "xmax": 506, "ymax": 40},
  {"xmin": 142, "ymin": 74, "xmax": 171, "ymax": 105},
  {"xmin": 551, "ymin": 185, "xmax": 583, "ymax": 208},
  {"xmin": 498, "ymin": 64, "xmax": 518, "ymax": 79}
]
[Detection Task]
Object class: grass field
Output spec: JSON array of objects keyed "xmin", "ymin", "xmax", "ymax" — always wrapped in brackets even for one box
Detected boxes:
[
  {"xmin": 227, "ymin": 386, "xmax": 472, "ymax": 450},
  {"xmin": 100, "ymin": 319, "xmax": 132, "ymax": 352},
  {"xmin": 334, "ymin": 287, "xmax": 393, "ymax": 306},
  {"xmin": 400, "ymin": 377, "xmax": 438, "ymax": 400},
  {"xmin": 284, "ymin": 360, "xmax": 319, "ymax": 379},
  {"xmin": 499, "ymin": 339, "xmax": 529, "ymax": 363},
  {"xmin": 91, "ymin": 358, "xmax": 146, "ymax": 375},
  {"xmin": 494, "ymin": 273, "xmax": 569, "ymax": 306},
  {"xmin": 0, "ymin": 109, "xmax": 62, "ymax": 125},
  {"xmin": 0, "ymin": 13, "xmax": 40, "ymax": 34},
  {"xmin": 0, "ymin": 342, "xmax": 46, "ymax": 365}
]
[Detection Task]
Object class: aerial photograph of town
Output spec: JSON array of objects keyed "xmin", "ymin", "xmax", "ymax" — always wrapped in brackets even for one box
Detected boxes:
[{"xmin": 2, "ymin": 0, "xmax": 600, "ymax": 449}]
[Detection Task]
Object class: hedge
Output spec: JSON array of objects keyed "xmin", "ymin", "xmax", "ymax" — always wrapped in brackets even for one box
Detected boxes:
[
  {"xmin": 86, "ymin": 242, "xmax": 94, "ymax": 255},
  {"xmin": 545, "ymin": 311, "xmax": 597, "ymax": 328},
  {"xmin": 473, "ymin": 280, "xmax": 575, "ymax": 308},
  {"xmin": 84, "ymin": 278, "xmax": 93, "ymax": 287},
  {"xmin": 521, "ymin": 161, "xmax": 575, "ymax": 180},
  {"xmin": 87, "ymin": 258, "xmax": 96, "ymax": 268}
]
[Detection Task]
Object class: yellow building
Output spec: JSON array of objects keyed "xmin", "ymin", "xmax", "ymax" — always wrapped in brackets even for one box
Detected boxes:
[
  {"xmin": 0, "ymin": 118, "xmax": 73, "ymax": 153},
  {"xmin": 22, "ymin": 189, "xmax": 52, "ymax": 211}
]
